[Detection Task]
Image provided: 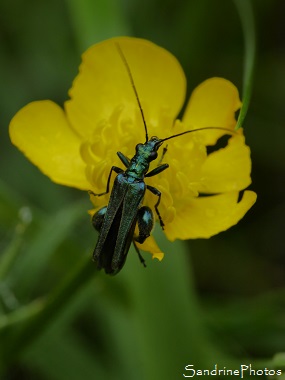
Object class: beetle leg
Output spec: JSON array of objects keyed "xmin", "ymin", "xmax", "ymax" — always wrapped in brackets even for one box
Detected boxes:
[
  {"xmin": 135, "ymin": 206, "xmax": 154, "ymax": 243},
  {"xmin": 88, "ymin": 166, "xmax": 123, "ymax": 197},
  {"xmin": 133, "ymin": 241, "xmax": 146, "ymax": 268},
  {"xmin": 133, "ymin": 206, "xmax": 154, "ymax": 268},
  {"xmin": 157, "ymin": 145, "xmax": 168, "ymax": 166},
  {"xmin": 91, "ymin": 206, "xmax": 107, "ymax": 232},
  {"xmin": 146, "ymin": 185, "xmax": 165, "ymax": 229},
  {"xmin": 117, "ymin": 151, "xmax": 130, "ymax": 168},
  {"xmin": 145, "ymin": 163, "xmax": 169, "ymax": 178}
]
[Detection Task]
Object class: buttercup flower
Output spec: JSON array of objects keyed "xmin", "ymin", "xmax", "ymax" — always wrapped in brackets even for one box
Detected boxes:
[{"xmin": 9, "ymin": 36, "xmax": 256, "ymax": 261}]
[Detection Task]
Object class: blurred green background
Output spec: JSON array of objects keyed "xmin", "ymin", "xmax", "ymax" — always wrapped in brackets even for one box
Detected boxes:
[{"xmin": 1, "ymin": 0, "xmax": 285, "ymax": 379}]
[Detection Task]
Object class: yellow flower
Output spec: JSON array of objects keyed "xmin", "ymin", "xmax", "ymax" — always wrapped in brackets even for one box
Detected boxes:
[{"xmin": 9, "ymin": 36, "xmax": 256, "ymax": 262}]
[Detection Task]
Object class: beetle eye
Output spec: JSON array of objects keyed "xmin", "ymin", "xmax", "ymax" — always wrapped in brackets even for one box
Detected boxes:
[{"xmin": 150, "ymin": 151, "xmax": 158, "ymax": 160}]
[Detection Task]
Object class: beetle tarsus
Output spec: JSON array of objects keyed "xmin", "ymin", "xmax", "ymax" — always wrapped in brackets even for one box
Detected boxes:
[{"xmin": 133, "ymin": 241, "xmax": 147, "ymax": 268}]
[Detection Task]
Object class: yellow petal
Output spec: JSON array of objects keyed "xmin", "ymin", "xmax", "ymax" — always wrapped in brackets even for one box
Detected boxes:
[
  {"xmin": 198, "ymin": 134, "xmax": 252, "ymax": 193},
  {"xmin": 137, "ymin": 235, "xmax": 164, "ymax": 261},
  {"xmin": 182, "ymin": 78, "xmax": 242, "ymax": 145},
  {"xmin": 65, "ymin": 37, "xmax": 186, "ymax": 139},
  {"xmin": 9, "ymin": 100, "xmax": 90, "ymax": 190},
  {"xmin": 165, "ymin": 190, "xmax": 257, "ymax": 240}
]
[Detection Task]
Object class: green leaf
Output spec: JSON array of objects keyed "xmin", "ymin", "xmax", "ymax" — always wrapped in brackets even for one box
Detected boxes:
[
  {"xmin": 25, "ymin": 327, "xmax": 106, "ymax": 380},
  {"xmin": 2, "ymin": 253, "xmax": 95, "ymax": 366},
  {"xmin": 116, "ymin": 232, "xmax": 232, "ymax": 380},
  {"xmin": 7, "ymin": 199, "xmax": 89, "ymax": 299}
]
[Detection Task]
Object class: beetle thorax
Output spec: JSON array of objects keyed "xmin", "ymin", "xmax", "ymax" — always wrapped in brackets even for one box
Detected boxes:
[{"xmin": 125, "ymin": 138, "xmax": 161, "ymax": 179}]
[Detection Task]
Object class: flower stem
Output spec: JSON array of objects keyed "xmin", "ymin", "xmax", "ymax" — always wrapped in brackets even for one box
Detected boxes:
[{"xmin": 233, "ymin": 0, "xmax": 256, "ymax": 130}]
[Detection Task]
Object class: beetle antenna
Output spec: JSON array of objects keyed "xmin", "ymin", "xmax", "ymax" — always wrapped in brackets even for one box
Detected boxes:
[
  {"xmin": 115, "ymin": 42, "xmax": 149, "ymax": 142},
  {"xmin": 160, "ymin": 126, "xmax": 238, "ymax": 143}
]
